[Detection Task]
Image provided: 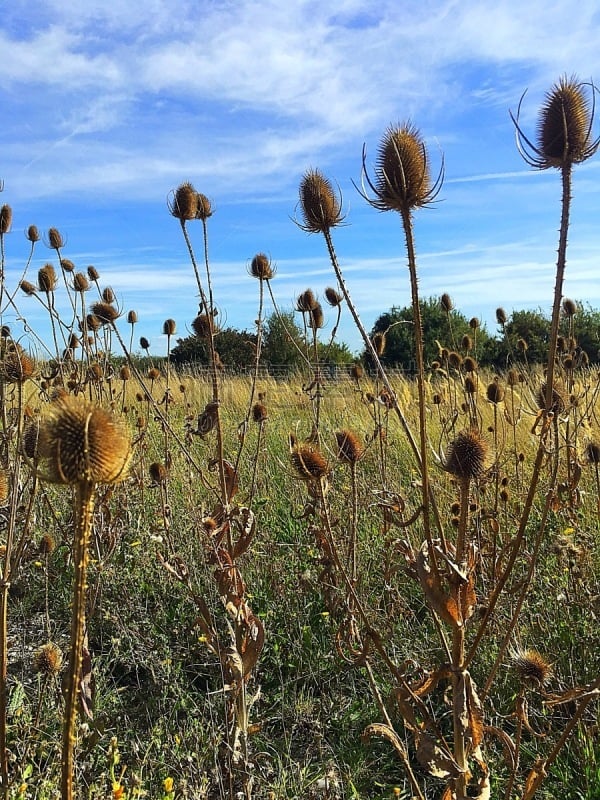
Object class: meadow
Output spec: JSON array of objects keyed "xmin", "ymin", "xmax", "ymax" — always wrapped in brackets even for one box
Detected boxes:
[{"xmin": 0, "ymin": 75, "xmax": 599, "ymax": 800}]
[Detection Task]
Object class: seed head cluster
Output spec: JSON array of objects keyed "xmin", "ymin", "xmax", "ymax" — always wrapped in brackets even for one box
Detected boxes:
[{"xmin": 444, "ymin": 430, "xmax": 488, "ymax": 481}]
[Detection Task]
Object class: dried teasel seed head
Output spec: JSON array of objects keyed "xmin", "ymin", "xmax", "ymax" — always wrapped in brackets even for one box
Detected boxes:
[
  {"xmin": 163, "ymin": 319, "xmax": 177, "ymax": 336},
  {"xmin": 252, "ymin": 402, "xmax": 268, "ymax": 423},
  {"xmin": 149, "ymin": 462, "xmax": 168, "ymax": 484},
  {"xmin": 250, "ymin": 253, "xmax": 274, "ymax": 280},
  {"xmin": 448, "ymin": 351, "xmax": 462, "ymax": 369},
  {"xmin": 0, "ymin": 204, "xmax": 12, "ymax": 234},
  {"xmin": 463, "ymin": 356, "xmax": 477, "ymax": 373},
  {"xmin": 170, "ymin": 181, "xmax": 198, "ymax": 221},
  {"xmin": 496, "ymin": 307, "xmax": 507, "ymax": 325},
  {"xmin": 140, "ymin": 336, "xmax": 150, "ymax": 350},
  {"xmin": 537, "ymin": 382, "xmax": 566, "ymax": 414},
  {"xmin": 511, "ymin": 648, "xmax": 552, "ymax": 686},
  {"xmin": 350, "ymin": 363, "xmax": 364, "ymax": 381},
  {"xmin": 517, "ymin": 338, "xmax": 528, "ymax": 353},
  {"xmin": 335, "ymin": 430, "xmax": 363, "ymax": 464},
  {"xmin": 87, "ymin": 265, "xmax": 100, "ymax": 281},
  {"xmin": 324, "ymin": 287, "xmax": 343, "ymax": 307},
  {"xmin": 101, "ymin": 286, "xmax": 115, "ymax": 303},
  {"xmin": 296, "ymin": 289, "xmax": 318, "ymax": 312},
  {"xmin": 371, "ymin": 123, "xmax": 433, "ymax": 213},
  {"xmin": 21, "ymin": 281, "xmax": 37, "ymax": 297},
  {"xmin": 461, "ymin": 335, "xmax": 473, "ymax": 352},
  {"xmin": 192, "ymin": 313, "xmax": 213, "ymax": 338},
  {"xmin": 486, "ymin": 381, "xmax": 505, "ymax": 404},
  {"xmin": 469, "ymin": 317, "xmax": 480, "ymax": 330},
  {"xmin": 309, "ymin": 303, "xmax": 324, "ymax": 330},
  {"xmin": 372, "ymin": 332, "xmax": 386, "ymax": 356},
  {"xmin": 22, "ymin": 421, "xmax": 41, "ymax": 459},
  {"xmin": 500, "ymin": 488, "xmax": 510, "ymax": 503},
  {"xmin": 47, "ymin": 227, "xmax": 65, "ymax": 249},
  {"xmin": 38, "ymin": 264, "xmax": 58, "ymax": 293},
  {"xmin": 507, "ymin": 368, "xmax": 520, "ymax": 387},
  {"xmin": 538, "ymin": 76, "xmax": 597, "ymax": 168},
  {"xmin": 432, "ymin": 393, "xmax": 443, "ymax": 405},
  {"xmin": 37, "ymin": 395, "xmax": 131, "ymax": 485},
  {"xmin": 33, "ymin": 642, "xmax": 63, "ymax": 676},
  {"xmin": 72, "ymin": 273, "xmax": 89, "ymax": 292},
  {"xmin": 291, "ymin": 443, "xmax": 330, "ymax": 481},
  {"xmin": 298, "ymin": 169, "xmax": 344, "ymax": 233},
  {"xmin": 464, "ymin": 375, "xmax": 477, "ymax": 394},
  {"xmin": 1, "ymin": 350, "xmax": 35, "ymax": 383},
  {"xmin": 38, "ymin": 533, "xmax": 56, "ymax": 555},
  {"xmin": 440, "ymin": 292, "xmax": 453, "ymax": 313},
  {"xmin": 26, "ymin": 225, "xmax": 40, "ymax": 243},
  {"xmin": 147, "ymin": 367, "xmax": 160, "ymax": 380},
  {"xmin": 86, "ymin": 314, "xmax": 102, "ymax": 332},
  {"xmin": 60, "ymin": 258, "xmax": 75, "ymax": 273},
  {"xmin": 127, "ymin": 310, "xmax": 138, "ymax": 324},
  {"xmin": 562, "ymin": 298, "xmax": 577, "ymax": 316},
  {"xmin": 585, "ymin": 441, "xmax": 600, "ymax": 464},
  {"xmin": 444, "ymin": 430, "xmax": 488, "ymax": 481},
  {"xmin": 91, "ymin": 302, "xmax": 120, "ymax": 324},
  {"xmin": 119, "ymin": 365, "xmax": 131, "ymax": 381},
  {"xmin": 196, "ymin": 192, "xmax": 213, "ymax": 221}
]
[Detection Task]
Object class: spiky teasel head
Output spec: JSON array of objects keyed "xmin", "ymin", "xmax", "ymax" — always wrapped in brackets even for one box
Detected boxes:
[
  {"xmin": 372, "ymin": 331, "xmax": 386, "ymax": 356},
  {"xmin": 443, "ymin": 430, "xmax": 488, "ymax": 481},
  {"xmin": 585, "ymin": 441, "xmax": 600, "ymax": 464},
  {"xmin": 252, "ymin": 402, "xmax": 268, "ymax": 423},
  {"xmin": 1, "ymin": 348, "xmax": 35, "ymax": 383},
  {"xmin": 87, "ymin": 265, "xmax": 100, "ymax": 281},
  {"xmin": 536, "ymin": 382, "xmax": 566, "ymax": 414},
  {"xmin": 296, "ymin": 289, "xmax": 318, "ymax": 312},
  {"xmin": 0, "ymin": 204, "xmax": 12, "ymax": 234},
  {"xmin": 27, "ymin": 225, "xmax": 40, "ymax": 243},
  {"xmin": 440, "ymin": 293, "xmax": 453, "ymax": 313},
  {"xmin": 191, "ymin": 313, "xmax": 214, "ymax": 338},
  {"xmin": 486, "ymin": 380, "xmax": 505, "ymax": 404},
  {"xmin": 169, "ymin": 181, "xmax": 198, "ymax": 221},
  {"xmin": 362, "ymin": 122, "xmax": 442, "ymax": 214},
  {"xmin": 37, "ymin": 395, "xmax": 131, "ymax": 485},
  {"xmin": 335, "ymin": 430, "xmax": 363, "ymax": 464},
  {"xmin": 38, "ymin": 533, "xmax": 56, "ymax": 555},
  {"xmin": 513, "ymin": 76, "xmax": 599, "ymax": 170},
  {"xmin": 72, "ymin": 272, "xmax": 89, "ymax": 292},
  {"xmin": 38, "ymin": 264, "xmax": 58, "ymax": 293},
  {"xmin": 325, "ymin": 287, "xmax": 342, "ymax": 307},
  {"xmin": 298, "ymin": 169, "xmax": 344, "ymax": 233},
  {"xmin": 309, "ymin": 303, "xmax": 324, "ymax": 330},
  {"xmin": 46, "ymin": 227, "xmax": 65, "ymax": 249},
  {"xmin": 20, "ymin": 280, "xmax": 36, "ymax": 296},
  {"xmin": 196, "ymin": 192, "xmax": 213, "ymax": 221},
  {"xmin": 511, "ymin": 648, "xmax": 552, "ymax": 687},
  {"xmin": 163, "ymin": 319, "xmax": 176, "ymax": 336},
  {"xmin": 350, "ymin": 363, "xmax": 364, "ymax": 381},
  {"xmin": 291, "ymin": 443, "xmax": 330, "ymax": 481},
  {"xmin": 250, "ymin": 253, "xmax": 274, "ymax": 280},
  {"xmin": 90, "ymin": 302, "xmax": 120, "ymax": 325},
  {"xmin": 496, "ymin": 307, "xmax": 507, "ymax": 326},
  {"xmin": 33, "ymin": 642, "xmax": 63, "ymax": 677},
  {"xmin": 149, "ymin": 462, "xmax": 168, "ymax": 485},
  {"xmin": 563, "ymin": 298, "xmax": 577, "ymax": 317}
]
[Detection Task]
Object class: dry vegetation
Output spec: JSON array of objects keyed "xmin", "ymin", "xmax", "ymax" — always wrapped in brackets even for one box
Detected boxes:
[{"xmin": 0, "ymin": 76, "xmax": 598, "ymax": 800}]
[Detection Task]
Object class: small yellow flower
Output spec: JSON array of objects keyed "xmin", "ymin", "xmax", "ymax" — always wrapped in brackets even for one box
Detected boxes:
[
  {"xmin": 163, "ymin": 777, "xmax": 174, "ymax": 793},
  {"xmin": 112, "ymin": 782, "xmax": 125, "ymax": 800},
  {"xmin": 18, "ymin": 785, "xmax": 28, "ymax": 796}
]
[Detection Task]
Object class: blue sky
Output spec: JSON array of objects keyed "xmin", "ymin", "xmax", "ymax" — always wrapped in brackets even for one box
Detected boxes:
[{"xmin": 2, "ymin": 0, "xmax": 600, "ymax": 358}]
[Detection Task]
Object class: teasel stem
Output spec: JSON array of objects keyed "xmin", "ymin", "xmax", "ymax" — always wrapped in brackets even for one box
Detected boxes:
[
  {"xmin": 61, "ymin": 480, "xmax": 95, "ymax": 800},
  {"xmin": 321, "ymin": 227, "xmax": 444, "ymax": 548},
  {"xmin": 178, "ymin": 220, "xmax": 229, "ymax": 512}
]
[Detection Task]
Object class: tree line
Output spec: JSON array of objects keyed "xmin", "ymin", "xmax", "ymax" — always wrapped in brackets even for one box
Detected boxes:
[{"xmin": 169, "ymin": 297, "xmax": 600, "ymax": 371}]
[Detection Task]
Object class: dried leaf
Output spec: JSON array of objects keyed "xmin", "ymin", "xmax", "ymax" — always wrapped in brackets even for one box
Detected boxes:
[
  {"xmin": 483, "ymin": 725, "xmax": 516, "ymax": 771},
  {"xmin": 232, "ymin": 506, "xmax": 256, "ymax": 559},
  {"xmin": 415, "ymin": 732, "xmax": 463, "ymax": 779},
  {"xmin": 416, "ymin": 540, "xmax": 460, "ymax": 627},
  {"xmin": 521, "ymin": 759, "xmax": 547, "ymax": 800},
  {"xmin": 362, "ymin": 722, "xmax": 411, "ymax": 764},
  {"xmin": 455, "ymin": 672, "xmax": 485, "ymax": 749},
  {"xmin": 79, "ymin": 645, "xmax": 95, "ymax": 720},
  {"xmin": 544, "ymin": 685, "xmax": 600, "ymax": 707},
  {"xmin": 240, "ymin": 612, "xmax": 265, "ymax": 677}
]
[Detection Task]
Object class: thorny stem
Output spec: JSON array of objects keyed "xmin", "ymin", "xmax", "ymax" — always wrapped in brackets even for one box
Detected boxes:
[
  {"xmin": 452, "ymin": 477, "xmax": 470, "ymax": 798},
  {"xmin": 61, "ymin": 481, "xmax": 95, "ymax": 800}
]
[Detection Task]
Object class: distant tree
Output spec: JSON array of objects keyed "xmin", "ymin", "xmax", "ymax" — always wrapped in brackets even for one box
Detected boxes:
[
  {"xmin": 366, "ymin": 297, "xmax": 489, "ymax": 370},
  {"xmin": 262, "ymin": 311, "xmax": 307, "ymax": 368},
  {"xmin": 170, "ymin": 326, "xmax": 257, "ymax": 368},
  {"xmin": 567, "ymin": 302, "xmax": 600, "ymax": 363}
]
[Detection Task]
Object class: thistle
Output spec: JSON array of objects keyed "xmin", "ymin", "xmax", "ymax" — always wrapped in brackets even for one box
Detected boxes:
[{"xmin": 298, "ymin": 169, "xmax": 344, "ymax": 233}]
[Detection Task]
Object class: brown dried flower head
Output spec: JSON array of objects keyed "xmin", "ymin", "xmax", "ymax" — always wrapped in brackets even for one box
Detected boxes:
[
  {"xmin": 87, "ymin": 265, "xmax": 100, "ymax": 281},
  {"xmin": 1, "ymin": 348, "xmax": 35, "ymax": 383},
  {"xmin": 486, "ymin": 381, "xmax": 505, "ymax": 404},
  {"xmin": 149, "ymin": 462, "xmax": 168, "ymax": 484},
  {"xmin": 27, "ymin": 225, "xmax": 40, "ymax": 243},
  {"xmin": 20, "ymin": 280, "xmax": 36, "ymax": 296},
  {"xmin": 119, "ymin": 365, "xmax": 131, "ymax": 381},
  {"xmin": 33, "ymin": 642, "xmax": 63, "ymax": 677},
  {"xmin": 364, "ymin": 122, "xmax": 441, "ymax": 214},
  {"xmin": 291, "ymin": 443, "xmax": 330, "ymax": 481},
  {"xmin": 350, "ymin": 363, "xmax": 364, "ymax": 381},
  {"xmin": 0, "ymin": 204, "xmax": 12, "ymax": 235},
  {"xmin": 562, "ymin": 298, "xmax": 577, "ymax": 317},
  {"xmin": 47, "ymin": 227, "xmax": 65, "ymax": 249},
  {"xmin": 324, "ymin": 287, "xmax": 343, "ymax": 307},
  {"xmin": 335, "ymin": 430, "xmax": 363, "ymax": 464},
  {"xmin": 195, "ymin": 192, "xmax": 213, "ymax": 221},
  {"xmin": 496, "ymin": 307, "xmax": 507, "ymax": 325},
  {"xmin": 140, "ymin": 336, "xmax": 150, "ymax": 351},
  {"xmin": 296, "ymin": 288, "xmax": 318, "ymax": 312},
  {"xmin": 72, "ymin": 273, "xmax": 89, "ymax": 292},
  {"xmin": 309, "ymin": 303, "xmax": 324, "ymax": 330},
  {"xmin": 585, "ymin": 441, "xmax": 600, "ymax": 464},
  {"xmin": 163, "ymin": 319, "xmax": 177, "ymax": 336},
  {"xmin": 38, "ymin": 533, "xmax": 56, "ymax": 555},
  {"xmin": 372, "ymin": 331, "xmax": 386, "ymax": 356},
  {"xmin": 90, "ymin": 302, "xmax": 120, "ymax": 324},
  {"xmin": 444, "ymin": 430, "xmax": 488, "ymax": 481},
  {"xmin": 127, "ymin": 310, "xmax": 138, "ymax": 324},
  {"xmin": 511, "ymin": 648, "xmax": 552, "ymax": 687},
  {"xmin": 192, "ymin": 313, "xmax": 214, "ymax": 338},
  {"xmin": 102, "ymin": 287, "xmax": 115, "ymax": 304},
  {"xmin": 38, "ymin": 264, "xmax": 58, "ymax": 293},
  {"xmin": 250, "ymin": 253, "xmax": 274, "ymax": 280},
  {"xmin": 513, "ymin": 76, "xmax": 599, "ymax": 169},
  {"xmin": 37, "ymin": 395, "xmax": 131, "ymax": 485},
  {"xmin": 170, "ymin": 181, "xmax": 198, "ymax": 221},
  {"xmin": 536, "ymin": 382, "xmax": 566, "ymax": 414},
  {"xmin": 298, "ymin": 169, "xmax": 344, "ymax": 233},
  {"xmin": 252, "ymin": 402, "xmax": 268, "ymax": 423},
  {"xmin": 440, "ymin": 292, "xmax": 453, "ymax": 313}
]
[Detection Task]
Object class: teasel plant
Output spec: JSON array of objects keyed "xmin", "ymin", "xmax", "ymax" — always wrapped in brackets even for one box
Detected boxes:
[
  {"xmin": 32, "ymin": 395, "xmax": 131, "ymax": 800},
  {"xmin": 161, "ymin": 183, "xmax": 265, "ymax": 798}
]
